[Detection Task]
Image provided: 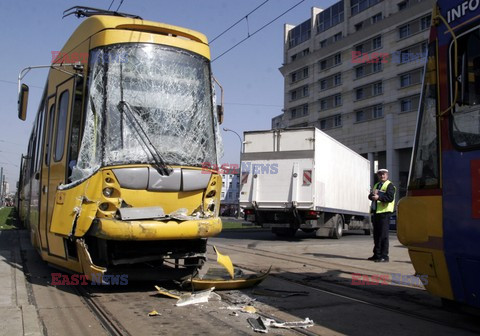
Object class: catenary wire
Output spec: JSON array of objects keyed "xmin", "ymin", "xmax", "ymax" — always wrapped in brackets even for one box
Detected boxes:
[
  {"xmin": 210, "ymin": 0, "xmax": 269, "ymax": 44},
  {"xmin": 212, "ymin": 0, "xmax": 306, "ymax": 62}
]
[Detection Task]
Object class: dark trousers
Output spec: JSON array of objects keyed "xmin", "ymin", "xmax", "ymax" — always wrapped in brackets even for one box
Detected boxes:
[{"xmin": 372, "ymin": 212, "xmax": 390, "ymax": 258}]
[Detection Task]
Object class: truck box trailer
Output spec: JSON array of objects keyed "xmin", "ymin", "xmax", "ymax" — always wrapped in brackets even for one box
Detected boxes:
[{"xmin": 239, "ymin": 127, "xmax": 371, "ymax": 238}]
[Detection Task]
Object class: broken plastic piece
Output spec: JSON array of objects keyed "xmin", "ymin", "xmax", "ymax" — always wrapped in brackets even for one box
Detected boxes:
[
  {"xmin": 148, "ymin": 310, "xmax": 161, "ymax": 316},
  {"xmin": 264, "ymin": 317, "xmax": 314, "ymax": 329},
  {"xmin": 189, "ymin": 266, "xmax": 271, "ymax": 291},
  {"xmin": 154, "ymin": 285, "xmax": 181, "ymax": 299},
  {"xmin": 242, "ymin": 306, "xmax": 257, "ymax": 314},
  {"xmin": 175, "ymin": 287, "xmax": 216, "ymax": 307},
  {"xmin": 248, "ymin": 317, "xmax": 268, "ymax": 333},
  {"xmin": 213, "ymin": 246, "xmax": 234, "ymax": 279},
  {"xmin": 169, "ymin": 208, "xmax": 196, "ymax": 221}
]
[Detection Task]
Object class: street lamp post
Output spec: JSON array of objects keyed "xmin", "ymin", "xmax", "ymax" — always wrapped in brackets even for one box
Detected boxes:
[{"xmin": 223, "ymin": 128, "xmax": 242, "ymax": 218}]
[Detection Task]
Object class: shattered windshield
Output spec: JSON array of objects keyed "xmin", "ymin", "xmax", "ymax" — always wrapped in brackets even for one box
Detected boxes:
[{"xmin": 71, "ymin": 43, "xmax": 218, "ymax": 182}]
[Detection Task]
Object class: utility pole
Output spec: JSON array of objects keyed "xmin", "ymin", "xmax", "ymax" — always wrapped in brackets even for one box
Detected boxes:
[{"xmin": 0, "ymin": 167, "xmax": 3, "ymax": 206}]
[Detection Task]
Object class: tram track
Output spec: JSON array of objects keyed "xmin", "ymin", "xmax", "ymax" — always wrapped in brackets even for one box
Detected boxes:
[
  {"xmin": 210, "ymin": 242, "xmax": 480, "ymax": 335},
  {"xmin": 72, "ymin": 284, "xmax": 131, "ymax": 336}
]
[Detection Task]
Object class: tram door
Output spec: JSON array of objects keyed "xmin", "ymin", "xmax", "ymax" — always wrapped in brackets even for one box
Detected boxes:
[{"xmin": 39, "ymin": 78, "xmax": 74, "ymax": 258}]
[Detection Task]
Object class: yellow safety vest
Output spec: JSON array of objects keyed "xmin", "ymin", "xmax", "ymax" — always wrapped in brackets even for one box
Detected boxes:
[{"xmin": 373, "ymin": 180, "xmax": 396, "ymax": 213}]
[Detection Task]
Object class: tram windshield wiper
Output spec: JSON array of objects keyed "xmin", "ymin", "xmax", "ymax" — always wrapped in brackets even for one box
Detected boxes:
[{"xmin": 117, "ymin": 100, "xmax": 171, "ymax": 176}]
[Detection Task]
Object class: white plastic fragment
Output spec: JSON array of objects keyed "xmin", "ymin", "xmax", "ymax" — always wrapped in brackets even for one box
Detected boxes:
[
  {"xmin": 175, "ymin": 287, "xmax": 218, "ymax": 307},
  {"xmin": 263, "ymin": 317, "xmax": 314, "ymax": 329}
]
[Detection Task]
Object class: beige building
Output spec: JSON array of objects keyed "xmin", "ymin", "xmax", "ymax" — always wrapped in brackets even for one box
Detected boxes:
[{"xmin": 274, "ymin": 0, "xmax": 434, "ymax": 197}]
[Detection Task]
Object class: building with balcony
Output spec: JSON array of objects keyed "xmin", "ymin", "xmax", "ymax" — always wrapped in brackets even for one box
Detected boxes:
[{"xmin": 275, "ymin": 0, "xmax": 434, "ymax": 197}]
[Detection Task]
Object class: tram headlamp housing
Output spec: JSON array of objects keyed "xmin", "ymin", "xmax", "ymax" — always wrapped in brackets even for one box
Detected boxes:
[
  {"xmin": 103, "ymin": 187, "xmax": 114, "ymax": 197},
  {"xmin": 99, "ymin": 202, "xmax": 110, "ymax": 211}
]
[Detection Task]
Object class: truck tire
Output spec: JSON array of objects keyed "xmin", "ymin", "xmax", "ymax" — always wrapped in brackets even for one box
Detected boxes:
[
  {"xmin": 364, "ymin": 229, "xmax": 371, "ymax": 235},
  {"xmin": 272, "ymin": 227, "xmax": 297, "ymax": 237},
  {"xmin": 332, "ymin": 215, "xmax": 343, "ymax": 239}
]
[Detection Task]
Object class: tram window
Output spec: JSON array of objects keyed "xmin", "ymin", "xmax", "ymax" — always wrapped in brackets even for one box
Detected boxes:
[
  {"xmin": 54, "ymin": 90, "xmax": 70, "ymax": 161},
  {"xmin": 35, "ymin": 103, "xmax": 46, "ymax": 173},
  {"xmin": 451, "ymin": 28, "xmax": 480, "ymax": 148},
  {"xmin": 45, "ymin": 104, "xmax": 55, "ymax": 166},
  {"xmin": 410, "ymin": 41, "xmax": 439, "ymax": 189},
  {"xmin": 67, "ymin": 77, "xmax": 84, "ymax": 182}
]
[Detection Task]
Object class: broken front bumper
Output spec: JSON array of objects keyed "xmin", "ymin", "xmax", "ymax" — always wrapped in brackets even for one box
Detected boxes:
[{"xmin": 88, "ymin": 217, "xmax": 222, "ymax": 240}]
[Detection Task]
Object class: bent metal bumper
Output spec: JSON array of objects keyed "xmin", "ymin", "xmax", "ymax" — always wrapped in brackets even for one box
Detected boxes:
[{"xmin": 88, "ymin": 217, "xmax": 223, "ymax": 240}]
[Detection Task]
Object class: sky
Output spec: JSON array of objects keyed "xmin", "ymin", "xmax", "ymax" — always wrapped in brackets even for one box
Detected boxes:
[{"xmin": 0, "ymin": 0, "xmax": 337, "ymax": 191}]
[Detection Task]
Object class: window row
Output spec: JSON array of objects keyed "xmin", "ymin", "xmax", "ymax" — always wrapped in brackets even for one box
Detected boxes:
[
  {"xmin": 398, "ymin": 14, "xmax": 431, "ymax": 39},
  {"xmin": 397, "ymin": 41, "xmax": 427, "ymax": 64},
  {"xmin": 354, "ymin": 35, "xmax": 382, "ymax": 54},
  {"xmin": 354, "ymin": 12, "xmax": 382, "ymax": 31},
  {"xmin": 319, "ymin": 114, "xmax": 342, "ymax": 130},
  {"xmin": 400, "ymin": 94, "xmax": 420, "ymax": 112},
  {"xmin": 290, "ymin": 48, "xmax": 310, "ymax": 62},
  {"xmin": 320, "ymin": 93, "xmax": 342, "ymax": 110},
  {"xmin": 355, "ymin": 81, "xmax": 383, "ymax": 100},
  {"xmin": 319, "ymin": 32, "xmax": 343, "ymax": 49},
  {"xmin": 290, "ymin": 104, "xmax": 309, "ymax": 119},
  {"xmin": 290, "ymin": 85, "xmax": 309, "ymax": 101},
  {"xmin": 399, "ymin": 68, "xmax": 423, "ymax": 88},
  {"xmin": 290, "ymin": 66, "xmax": 309, "ymax": 83},
  {"xmin": 354, "ymin": 61, "xmax": 383, "ymax": 79},
  {"xmin": 319, "ymin": 53, "xmax": 342, "ymax": 70},
  {"xmin": 288, "ymin": 19, "xmax": 311, "ymax": 49},
  {"xmin": 351, "ymin": 0, "xmax": 382, "ymax": 16},
  {"xmin": 317, "ymin": 0, "xmax": 345, "ymax": 33},
  {"xmin": 319, "ymin": 72, "xmax": 342, "ymax": 91},
  {"xmin": 355, "ymin": 104, "xmax": 383, "ymax": 122}
]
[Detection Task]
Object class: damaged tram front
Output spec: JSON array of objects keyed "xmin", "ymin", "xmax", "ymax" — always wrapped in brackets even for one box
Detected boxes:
[{"xmin": 17, "ymin": 8, "xmax": 224, "ymax": 281}]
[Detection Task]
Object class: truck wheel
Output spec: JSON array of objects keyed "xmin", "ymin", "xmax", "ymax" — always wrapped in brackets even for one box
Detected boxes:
[
  {"xmin": 332, "ymin": 215, "xmax": 343, "ymax": 239},
  {"xmin": 364, "ymin": 229, "xmax": 371, "ymax": 235},
  {"xmin": 272, "ymin": 228, "xmax": 297, "ymax": 237}
]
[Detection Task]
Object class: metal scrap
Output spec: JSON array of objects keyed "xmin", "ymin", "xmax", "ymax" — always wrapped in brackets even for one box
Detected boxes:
[
  {"xmin": 175, "ymin": 287, "xmax": 220, "ymax": 307},
  {"xmin": 247, "ymin": 317, "xmax": 268, "ymax": 333},
  {"xmin": 264, "ymin": 317, "xmax": 314, "ymax": 329}
]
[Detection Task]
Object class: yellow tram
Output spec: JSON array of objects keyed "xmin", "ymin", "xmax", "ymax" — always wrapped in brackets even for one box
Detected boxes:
[{"xmin": 17, "ymin": 7, "xmax": 224, "ymax": 281}]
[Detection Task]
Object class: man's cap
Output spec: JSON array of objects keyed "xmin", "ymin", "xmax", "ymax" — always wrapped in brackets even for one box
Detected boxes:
[{"xmin": 377, "ymin": 168, "xmax": 388, "ymax": 174}]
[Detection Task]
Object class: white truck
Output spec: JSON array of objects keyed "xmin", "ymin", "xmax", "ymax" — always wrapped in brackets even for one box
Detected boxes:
[{"xmin": 239, "ymin": 127, "xmax": 372, "ymax": 238}]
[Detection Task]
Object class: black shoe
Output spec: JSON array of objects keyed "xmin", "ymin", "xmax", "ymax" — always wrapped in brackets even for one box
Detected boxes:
[
  {"xmin": 375, "ymin": 257, "xmax": 389, "ymax": 263},
  {"xmin": 367, "ymin": 255, "xmax": 380, "ymax": 261}
]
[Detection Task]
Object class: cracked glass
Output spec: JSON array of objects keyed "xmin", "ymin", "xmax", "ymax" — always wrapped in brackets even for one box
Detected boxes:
[{"xmin": 70, "ymin": 43, "xmax": 221, "ymax": 183}]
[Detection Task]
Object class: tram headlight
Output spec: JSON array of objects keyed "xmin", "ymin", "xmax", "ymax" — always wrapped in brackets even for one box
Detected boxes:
[
  {"xmin": 103, "ymin": 187, "xmax": 114, "ymax": 197},
  {"xmin": 99, "ymin": 202, "xmax": 110, "ymax": 211}
]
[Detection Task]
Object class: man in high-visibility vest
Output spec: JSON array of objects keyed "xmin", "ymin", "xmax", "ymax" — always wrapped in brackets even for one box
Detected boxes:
[{"xmin": 367, "ymin": 168, "xmax": 396, "ymax": 262}]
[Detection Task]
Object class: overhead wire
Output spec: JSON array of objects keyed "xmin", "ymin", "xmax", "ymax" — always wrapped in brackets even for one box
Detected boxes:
[
  {"xmin": 116, "ymin": 0, "xmax": 125, "ymax": 12},
  {"xmin": 210, "ymin": 0, "xmax": 269, "ymax": 44},
  {"xmin": 107, "ymin": 0, "xmax": 115, "ymax": 11},
  {"xmin": 212, "ymin": 0, "xmax": 306, "ymax": 62}
]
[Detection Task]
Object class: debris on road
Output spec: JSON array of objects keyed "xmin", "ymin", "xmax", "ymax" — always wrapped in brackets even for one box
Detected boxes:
[
  {"xmin": 147, "ymin": 310, "xmax": 161, "ymax": 316},
  {"xmin": 175, "ymin": 287, "xmax": 221, "ymax": 307},
  {"xmin": 154, "ymin": 286, "xmax": 181, "ymax": 299},
  {"xmin": 188, "ymin": 266, "xmax": 271, "ymax": 290},
  {"xmin": 264, "ymin": 317, "xmax": 314, "ymax": 329},
  {"xmin": 247, "ymin": 317, "xmax": 268, "ymax": 333}
]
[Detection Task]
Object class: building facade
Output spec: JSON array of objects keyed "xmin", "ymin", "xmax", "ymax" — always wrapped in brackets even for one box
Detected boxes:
[
  {"xmin": 275, "ymin": 0, "xmax": 434, "ymax": 197},
  {"xmin": 220, "ymin": 171, "xmax": 240, "ymax": 216}
]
